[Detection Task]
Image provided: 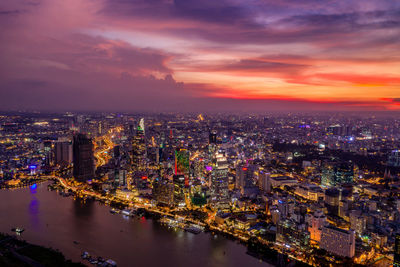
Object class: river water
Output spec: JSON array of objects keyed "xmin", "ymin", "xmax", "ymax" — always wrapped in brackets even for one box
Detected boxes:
[{"xmin": 0, "ymin": 182, "xmax": 272, "ymax": 267}]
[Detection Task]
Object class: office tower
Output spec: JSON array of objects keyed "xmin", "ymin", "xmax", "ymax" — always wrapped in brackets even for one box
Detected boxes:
[
  {"xmin": 258, "ymin": 170, "xmax": 271, "ymax": 193},
  {"xmin": 132, "ymin": 118, "xmax": 146, "ymax": 171},
  {"xmin": 320, "ymin": 225, "xmax": 355, "ymax": 258},
  {"xmin": 98, "ymin": 121, "xmax": 102, "ymax": 135},
  {"xmin": 193, "ymin": 158, "xmax": 205, "ymax": 179},
  {"xmin": 111, "ymin": 168, "xmax": 127, "ymax": 187},
  {"xmin": 349, "ymin": 210, "xmax": 366, "ymax": 236},
  {"xmin": 235, "ymin": 164, "xmax": 254, "ymax": 190},
  {"xmin": 276, "ymin": 219, "xmax": 309, "ymax": 248},
  {"xmin": 277, "ymin": 198, "xmax": 294, "ymax": 219},
  {"xmin": 173, "ymin": 174, "xmax": 186, "ymax": 207},
  {"xmin": 327, "ymin": 125, "xmax": 352, "ymax": 136},
  {"xmin": 321, "ymin": 161, "xmax": 354, "ymax": 186},
  {"xmin": 210, "ymin": 152, "xmax": 229, "ymax": 206},
  {"xmin": 388, "ymin": 150, "xmax": 400, "ymax": 167},
  {"xmin": 54, "ymin": 141, "xmax": 72, "ymax": 166},
  {"xmin": 153, "ymin": 178, "xmax": 174, "ymax": 206},
  {"xmin": 209, "ymin": 131, "xmax": 217, "ymax": 144},
  {"xmin": 270, "ymin": 207, "xmax": 280, "ymax": 224},
  {"xmin": 113, "ymin": 145, "xmax": 120, "ymax": 159},
  {"xmin": 339, "ymin": 200, "xmax": 349, "ymax": 219},
  {"xmin": 76, "ymin": 114, "xmax": 85, "ymax": 124},
  {"xmin": 394, "ymin": 234, "xmax": 400, "ymax": 267},
  {"xmin": 133, "ymin": 171, "xmax": 148, "ymax": 190},
  {"xmin": 175, "ymin": 148, "xmax": 190, "ymax": 177},
  {"xmin": 208, "ymin": 130, "xmax": 217, "ymax": 158},
  {"xmin": 73, "ymin": 134, "xmax": 94, "ymax": 182},
  {"xmin": 324, "ymin": 188, "xmax": 340, "ymax": 216},
  {"xmin": 308, "ymin": 210, "xmax": 326, "ymax": 243}
]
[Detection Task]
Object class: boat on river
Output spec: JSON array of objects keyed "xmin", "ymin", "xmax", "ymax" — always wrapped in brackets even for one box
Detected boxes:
[{"xmin": 11, "ymin": 227, "xmax": 24, "ymax": 234}]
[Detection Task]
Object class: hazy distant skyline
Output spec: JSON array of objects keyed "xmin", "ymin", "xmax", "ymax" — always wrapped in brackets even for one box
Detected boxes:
[{"xmin": 0, "ymin": 0, "xmax": 399, "ymax": 112}]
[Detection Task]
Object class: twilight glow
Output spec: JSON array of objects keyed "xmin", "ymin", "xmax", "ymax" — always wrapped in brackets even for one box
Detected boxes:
[{"xmin": 0, "ymin": 0, "xmax": 399, "ymax": 111}]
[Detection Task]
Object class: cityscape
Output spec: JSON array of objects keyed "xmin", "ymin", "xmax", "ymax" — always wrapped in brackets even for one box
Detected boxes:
[
  {"xmin": 0, "ymin": 112, "xmax": 400, "ymax": 266},
  {"xmin": 1, "ymin": 0, "xmax": 400, "ymax": 267}
]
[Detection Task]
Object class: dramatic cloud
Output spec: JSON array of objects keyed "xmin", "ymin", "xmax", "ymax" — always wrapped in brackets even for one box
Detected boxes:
[{"xmin": 0, "ymin": 0, "xmax": 399, "ymax": 111}]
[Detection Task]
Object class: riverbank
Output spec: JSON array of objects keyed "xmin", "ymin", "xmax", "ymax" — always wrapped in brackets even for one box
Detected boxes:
[
  {"xmin": 0, "ymin": 233, "xmax": 84, "ymax": 267},
  {"xmin": 0, "ymin": 178, "xmax": 47, "ymax": 189},
  {"xmin": 50, "ymin": 179, "xmax": 310, "ymax": 267}
]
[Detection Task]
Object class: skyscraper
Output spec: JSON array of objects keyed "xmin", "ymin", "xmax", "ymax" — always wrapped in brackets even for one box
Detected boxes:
[
  {"xmin": 209, "ymin": 131, "xmax": 217, "ymax": 144},
  {"xmin": 175, "ymin": 148, "xmax": 190, "ymax": 177},
  {"xmin": 210, "ymin": 152, "xmax": 229, "ymax": 206},
  {"xmin": 308, "ymin": 210, "xmax": 326, "ymax": 243},
  {"xmin": 73, "ymin": 134, "xmax": 94, "ymax": 182},
  {"xmin": 153, "ymin": 177, "xmax": 174, "ymax": 206},
  {"xmin": 321, "ymin": 161, "xmax": 354, "ymax": 187},
  {"xmin": 54, "ymin": 141, "xmax": 72, "ymax": 166},
  {"xmin": 258, "ymin": 170, "xmax": 271, "ymax": 193},
  {"xmin": 132, "ymin": 118, "xmax": 146, "ymax": 171},
  {"xmin": 236, "ymin": 163, "xmax": 254, "ymax": 190},
  {"xmin": 388, "ymin": 150, "xmax": 400, "ymax": 167},
  {"xmin": 173, "ymin": 174, "xmax": 186, "ymax": 207},
  {"xmin": 208, "ymin": 130, "xmax": 217, "ymax": 158},
  {"xmin": 395, "ymin": 234, "xmax": 400, "ymax": 267},
  {"xmin": 324, "ymin": 188, "xmax": 340, "ymax": 216}
]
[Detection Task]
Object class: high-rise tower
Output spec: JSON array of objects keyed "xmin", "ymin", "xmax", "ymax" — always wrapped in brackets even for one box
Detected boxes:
[
  {"xmin": 210, "ymin": 152, "xmax": 229, "ymax": 206},
  {"xmin": 73, "ymin": 134, "xmax": 94, "ymax": 182},
  {"xmin": 132, "ymin": 118, "xmax": 146, "ymax": 171},
  {"xmin": 395, "ymin": 234, "xmax": 400, "ymax": 267}
]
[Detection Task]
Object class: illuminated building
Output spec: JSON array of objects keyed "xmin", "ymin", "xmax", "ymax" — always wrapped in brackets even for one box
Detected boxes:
[
  {"xmin": 388, "ymin": 150, "xmax": 400, "ymax": 167},
  {"xmin": 394, "ymin": 234, "xmax": 400, "ymax": 267},
  {"xmin": 193, "ymin": 158, "xmax": 205, "ymax": 179},
  {"xmin": 324, "ymin": 188, "xmax": 340, "ymax": 216},
  {"xmin": 173, "ymin": 174, "xmax": 186, "ymax": 207},
  {"xmin": 277, "ymin": 198, "xmax": 294, "ymax": 219},
  {"xmin": 133, "ymin": 171, "xmax": 148, "ymax": 190},
  {"xmin": 113, "ymin": 145, "xmax": 120, "ymax": 158},
  {"xmin": 73, "ymin": 134, "xmax": 94, "ymax": 182},
  {"xmin": 320, "ymin": 225, "xmax": 355, "ymax": 258},
  {"xmin": 269, "ymin": 175, "xmax": 298, "ymax": 188},
  {"xmin": 208, "ymin": 130, "xmax": 218, "ymax": 158},
  {"xmin": 308, "ymin": 210, "xmax": 326, "ymax": 243},
  {"xmin": 132, "ymin": 118, "xmax": 146, "ymax": 171},
  {"xmin": 276, "ymin": 219, "xmax": 309, "ymax": 248},
  {"xmin": 349, "ymin": 210, "xmax": 366, "ymax": 236},
  {"xmin": 209, "ymin": 131, "xmax": 217, "ymax": 144},
  {"xmin": 153, "ymin": 178, "xmax": 174, "ymax": 206},
  {"xmin": 174, "ymin": 148, "xmax": 190, "ymax": 177},
  {"xmin": 210, "ymin": 152, "xmax": 229, "ymax": 206},
  {"xmin": 110, "ymin": 169, "xmax": 127, "ymax": 187},
  {"xmin": 295, "ymin": 184, "xmax": 323, "ymax": 201},
  {"xmin": 321, "ymin": 161, "xmax": 354, "ymax": 187},
  {"xmin": 54, "ymin": 141, "xmax": 72, "ymax": 166},
  {"xmin": 235, "ymin": 164, "xmax": 254, "ymax": 190},
  {"xmin": 115, "ymin": 188, "xmax": 138, "ymax": 201},
  {"xmin": 258, "ymin": 171, "xmax": 271, "ymax": 193},
  {"xmin": 270, "ymin": 206, "xmax": 280, "ymax": 224},
  {"xmin": 327, "ymin": 125, "xmax": 352, "ymax": 136},
  {"xmin": 98, "ymin": 121, "xmax": 102, "ymax": 135}
]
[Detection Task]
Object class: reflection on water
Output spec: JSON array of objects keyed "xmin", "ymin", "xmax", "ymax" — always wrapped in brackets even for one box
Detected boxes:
[
  {"xmin": 73, "ymin": 199, "xmax": 94, "ymax": 218},
  {"xmin": 30, "ymin": 183, "xmax": 37, "ymax": 192},
  {"xmin": 29, "ymin": 183, "xmax": 40, "ymax": 229},
  {"xmin": 0, "ymin": 183, "xmax": 271, "ymax": 267},
  {"xmin": 210, "ymin": 235, "xmax": 228, "ymax": 266}
]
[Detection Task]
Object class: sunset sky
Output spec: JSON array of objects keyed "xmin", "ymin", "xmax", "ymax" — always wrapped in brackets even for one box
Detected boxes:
[{"xmin": 0, "ymin": 0, "xmax": 399, "ymax": 112}]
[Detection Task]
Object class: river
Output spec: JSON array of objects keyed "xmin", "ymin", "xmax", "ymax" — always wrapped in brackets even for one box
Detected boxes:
[{"xmin": 0, "ymin": 182, "xmax": 272, "ymax": 267}]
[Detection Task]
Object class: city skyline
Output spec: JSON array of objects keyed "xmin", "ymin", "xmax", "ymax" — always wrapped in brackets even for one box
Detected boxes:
[
  {"xmin": 1, "ymin": 0, "xmax": 400, "ymax": 112},
  {"xmin": 1, "ymin": 111, "xmax": 400, "ymax": 266}
]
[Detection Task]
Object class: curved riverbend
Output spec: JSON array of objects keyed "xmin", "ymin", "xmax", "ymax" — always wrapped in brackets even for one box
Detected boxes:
[{"xmin": 0, "ymin": 182, "xmax": 272, "ymax": 267}]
